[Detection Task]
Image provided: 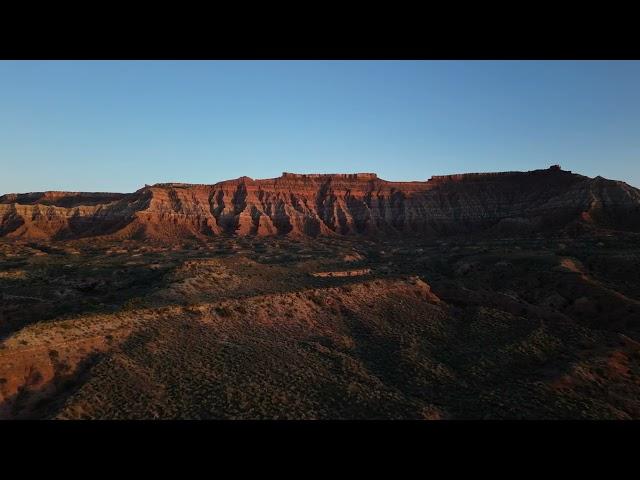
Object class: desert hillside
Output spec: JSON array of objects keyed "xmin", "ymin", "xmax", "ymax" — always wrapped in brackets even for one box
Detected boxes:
[
  {"xmin": 2, "ymin": 166, "xmax": 640, "ymax": 419},
  {"xmin": 2, "ymin": 233, "xmax": 640, "ymax": 419}
]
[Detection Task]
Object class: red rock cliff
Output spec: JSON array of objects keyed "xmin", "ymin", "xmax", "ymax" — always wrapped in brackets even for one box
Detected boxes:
[{"xmin": 1, "ymin": 166, "xmax": 639, "ymax": 241}]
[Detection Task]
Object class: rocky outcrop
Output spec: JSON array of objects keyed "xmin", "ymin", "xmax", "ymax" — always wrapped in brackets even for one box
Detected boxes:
[{"xmin": 1, "ymin": 166, "xmax": 639, "ymax": 241}]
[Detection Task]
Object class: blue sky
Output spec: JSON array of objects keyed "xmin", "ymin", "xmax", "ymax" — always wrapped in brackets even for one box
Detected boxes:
[{"xmin": 1, "ymin": 60, "xmax": 639, "ymax": 193}]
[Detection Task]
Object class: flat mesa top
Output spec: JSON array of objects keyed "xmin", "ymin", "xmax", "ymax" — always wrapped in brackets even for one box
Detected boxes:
[
  {"xmin": 148, "ymin": 167, "xmax": 571, "ymax": 190},
  {"xmin": 281, "ymin": 172, "xmax": 378, "ymax": 180}
]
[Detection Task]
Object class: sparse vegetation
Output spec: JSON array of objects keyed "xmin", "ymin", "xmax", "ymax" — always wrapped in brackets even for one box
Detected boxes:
[{"xmin": 1, "ymin": 234, "xmax": 640, "ymax": 419}]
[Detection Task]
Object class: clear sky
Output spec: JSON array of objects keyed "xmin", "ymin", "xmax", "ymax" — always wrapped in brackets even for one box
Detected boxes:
[{"xmin": 1, "ymin": 60, "xmax": 639, "ymax": 194}]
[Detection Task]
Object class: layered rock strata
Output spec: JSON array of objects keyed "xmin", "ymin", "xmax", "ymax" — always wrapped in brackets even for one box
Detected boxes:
[{"xmin": 1, "ymin": 166, "xmax": 639, "ymax": 240}]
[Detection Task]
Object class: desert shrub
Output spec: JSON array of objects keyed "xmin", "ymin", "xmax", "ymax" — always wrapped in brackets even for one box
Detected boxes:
[
  {"xmin": 310, "ymin": 293, "xmax": 323, "ymax": 306},
  {"xmin": 123, "ymin": 297, "xmax": 144, "ymax": 311},
  {"xmin": 26, "ymin": 368, "xmax": 43, "ymax": 385},
  {"xmin": 215, "ymin": 306, "xmax": 233, "ymax": 317}
]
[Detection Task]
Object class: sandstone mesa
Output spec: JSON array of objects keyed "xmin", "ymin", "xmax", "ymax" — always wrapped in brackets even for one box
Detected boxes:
[{"xmin": 1, "ymin": 166, "xmax": 639, "ymax": 241}]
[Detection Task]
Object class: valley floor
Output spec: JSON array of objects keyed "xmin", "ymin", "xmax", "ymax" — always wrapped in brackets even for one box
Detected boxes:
[{"xmin": 1, "ymin": 233, "xmax": 640, "ymax": 419}]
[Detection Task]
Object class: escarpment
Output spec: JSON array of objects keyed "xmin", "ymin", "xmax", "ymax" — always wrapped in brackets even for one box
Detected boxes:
[{"xmin": 1, "ymin": 166, "xmax": 640, "ymax": 241}]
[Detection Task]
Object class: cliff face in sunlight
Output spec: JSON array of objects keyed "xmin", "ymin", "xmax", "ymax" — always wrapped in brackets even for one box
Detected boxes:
[{"xmin": 2, "ymin": 166, "xmax": 640, "ymax": 241}]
